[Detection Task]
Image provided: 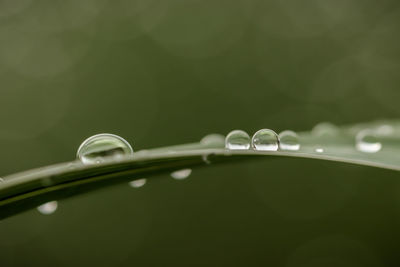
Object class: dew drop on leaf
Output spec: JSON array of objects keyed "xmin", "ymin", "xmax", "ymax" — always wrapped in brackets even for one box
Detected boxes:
[
  {"xmin": 251, "ymin": 129, "xmax": 279, "ymax": 151},
  {"xmin": 77, "ymin": 133, "xmax": 133, "ymax": 165},
  {"xmin": 312, "ymin": 122, "xmax": 339, "ymax": 136},
  {"xmin": 356, "ymin": 129, "xmax": 382, "ymax": 153},
  {"xmin": 200, "ymin": 133, "xmax": 225, "ymax": 146},
  {"xmin": 225, "ymin": 130, "xmax": 250, "ymax": 150},
  {"xmin": 279, "ymin": 130, "xmax": 300, "ymax": 151}
]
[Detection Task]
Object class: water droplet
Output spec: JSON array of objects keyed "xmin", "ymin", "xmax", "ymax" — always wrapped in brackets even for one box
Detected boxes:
[
  {"xmin": 200, "ymin": 133, "xmax": 225, "ymax": 145},
  {"xmin": 77, "ymin": 133, "xmax": 133, "ymax": 164},
  {"xmin": 171, "ymin": 169, "xmax": 192, "ymax": 180},
  {"xmin": 37, "ymin": 201, "xmax": 58, "ymax": 215},
  {"xmin": 225, "ymin": 130, "xmax": 250, "ymax": 150},
  {"xmin": 279, "ymin": 130, "xmax": 300, "ymax": 151},
  {"xmin": 315, "ymin": 148, "xmax": 324, "ymax": 153},
  {"xmin": 129, "ymin": 178, "xmax": 146, "ymax": 188},
  {"xmin": 356, "ymin": 129, "xmax": 382, "ymax": 153},
  {"xmin": 251, "ymin": 129, "xmax": 279, "ymax": 151},
  {"xmin": 312, "ymin": 122, "xmax": 339, "ymax": 136}
]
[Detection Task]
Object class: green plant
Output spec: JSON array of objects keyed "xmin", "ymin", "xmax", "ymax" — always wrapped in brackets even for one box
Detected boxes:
[{"xmin": 1, "ymin": 120, "xmax": 398, "ymax": 219}]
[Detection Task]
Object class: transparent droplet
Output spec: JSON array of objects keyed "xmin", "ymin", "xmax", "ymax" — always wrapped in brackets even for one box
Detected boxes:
[
  {"xmin": 225, "ymin": 130, "xmax": 250, "ymax": 150},
  {"xmin": 37, "ymin": 201, "xmax": 58, "ymax": 215},
  {"xmin": 251, "ymin": 129, "xmax": 279, "ymax": 151},
  {"xmin": 356, "ymin": 129, "xmax": 382, "ymax": 153},
  {"xmin": 129, "ymin": 178, "xmax": 146, "ymax": 188},
  {"xmin": 200, "ymin": 133, "xmax": 225, "ymax": 146},
  {"xmin": 279, "ymin": 130, "xmax": 300, "ymax": 151},
  {"xmin": 312, "ymin": 122, "xmax": 339, "ymax": 136},
  {"xmin": 171, "ymin": 169, "xmax": 192, "ymax": 180},
  {"xmin": 77, "ymin": 133, "xmax": 133, "ymax": 164},
  {"xmin": 315, "ymin": 147, "xmax": 324, "ymax": 153}
]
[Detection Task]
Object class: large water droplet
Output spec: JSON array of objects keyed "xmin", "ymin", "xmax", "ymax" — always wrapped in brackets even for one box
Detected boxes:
[
  {"xmin": 312, "ymin": 122, "xmax": 339, "ymax": 136},
  {"xmin": 171, "ymin": 169, "xmax": 192, "ymax": 180},
  {"xmin": 37, "ymin": 201, "xmax": 58, "ymax": 215},
  {"xmin": 129, "ymin": 178, "xmax": 146, "ymax": 188},
  {"xmin": 355, "ymin": 129, "xmax": 382, "ymax": 153},
  {"xmin": 279, "ymin": 130, "xmax": 300, "ymax": 151},
  {"xmin": 225, "ymin": 130, "xmax": 250, "ymax": 150},
  {"xmin": 200, "ymin": 133, "xmax": 225, "ymax": 145},
  {"xmin": 77, "ymin": 133, "xmax": 133, "ymax": 164},
  {"xmin": 251, "ymin": 129, "xmax": 279, "ymax": 151}
]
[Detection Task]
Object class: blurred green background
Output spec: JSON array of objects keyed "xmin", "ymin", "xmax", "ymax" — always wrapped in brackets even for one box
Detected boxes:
[{"xmin": 1, "ymin": 0, "xmax": 400, "ymax": 266}]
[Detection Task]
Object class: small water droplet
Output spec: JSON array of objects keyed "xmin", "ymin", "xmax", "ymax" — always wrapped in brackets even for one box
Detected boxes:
[
  {"xmin": 251, "ymin": 129, "xmax": 279, "ymax": 151},
  {"xmin": 77, "ymin": 133, "xmax": 133, "ymax": 164},
  {"xmin": 315, "ymin": 148, "xmax": 324, "ymax": 153},
  {"xmin": 200, "ymin": 133, "xmax": 225, "ymax": 145},
  {"xmin": 279, "ymin": 130, "xmax": 300, "ymax": 151},
  {"xmin": 129, "ymin": 178, "xmax": 146, "ymax": 188},
  {"xmin": 312, "ymin": 122, "xmax": 339, "ymax": 136},
  {"xmin": 225, "ymin": 130, "xmax": 250, "ymax": 150},
  {"xmin": 356, "ymin": 129, "xmax": 382, "ymax": 153},
  {"xmin": 202, "ymin": 155, "xmax": 210, "ymax": 164},
  {"xmin": 171, "ymin": 169, "xmax": 192, "ymax": 180},
  {"xmin": 37, "ymin": 201, "xmax": 58, "ymax": 215}
]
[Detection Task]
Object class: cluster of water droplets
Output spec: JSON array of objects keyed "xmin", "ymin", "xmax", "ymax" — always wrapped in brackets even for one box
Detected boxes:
[
  {"xmin": 225, "ymin": 129, "xmax": 300, "ymax": 152},
  {"xmin": 35, "ymin": 122, "xmax": 394, "ymax": 215}
]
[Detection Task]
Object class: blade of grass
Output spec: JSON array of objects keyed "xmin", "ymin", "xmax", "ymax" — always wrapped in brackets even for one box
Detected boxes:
[{"xmin": 1, "ymin": 120, "xmax": 400, "ymax": 219}]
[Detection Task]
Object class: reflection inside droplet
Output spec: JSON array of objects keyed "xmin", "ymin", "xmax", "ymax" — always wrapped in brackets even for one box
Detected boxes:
[{"xmin": 315, "ymin": 148, "xmax": 324, "ymax": 153}]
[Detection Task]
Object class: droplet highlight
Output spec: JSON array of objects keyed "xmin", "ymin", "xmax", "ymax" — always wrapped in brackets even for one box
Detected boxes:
[
  {"xmin": 315, "ymin": 147, "xmax": 324, "ymax": 153},
  {"xmin": 129, "ymin": 178, "xmax": 146, "ymax": 188},
  {"xmin": 279, "ymin": 130, "xmax": 300, "ymax": 151},
  {"xmin": 37, "ymin": 201, "xmax": 58, "ymax": 215},
  {"xmin": 251, "ymin": 129, "xmax": 279, "ymax": 151},
  {"xmin": 77, "ymin": 133, "xmax": 133, "ymax": 164},
  {"xmin": 225, "ymin": 130, "xmax": 250, "ymax": 150},
  {"xmin": 356, "ymin": 129, "xmax": 382, "ymax": 153},
  {"xmin": 171, "ymin": 169, "xmax": 192, "ymax": 180}
]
